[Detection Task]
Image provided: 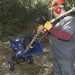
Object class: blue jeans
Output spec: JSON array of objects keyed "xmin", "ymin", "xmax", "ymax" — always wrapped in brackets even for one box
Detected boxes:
[{"xmin": 53, "ymin": 59, "xmax": 74, "ymax": 75}]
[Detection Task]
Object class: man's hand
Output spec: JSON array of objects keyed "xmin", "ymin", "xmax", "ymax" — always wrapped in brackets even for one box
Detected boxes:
[
  {"xmin": 44, "ymin": 21, "xmax": 52, "ymax": 31},
  {"xmin": 37, "ymin": 25, "xmax": 43, "ymax": 32},
  {"xmin": 37, "ymin": 25, "xmax": 47, "ymax": 33}
]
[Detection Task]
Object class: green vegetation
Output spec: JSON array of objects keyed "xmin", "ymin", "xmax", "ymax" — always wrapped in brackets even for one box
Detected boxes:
[{"xmin": 0, "ymin": 0, "xmax": 75, "ymax": 41}]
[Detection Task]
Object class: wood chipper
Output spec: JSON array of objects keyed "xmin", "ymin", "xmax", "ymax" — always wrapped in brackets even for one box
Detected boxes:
[{"xmin": 8, "ymin": 35, "xmax": 43, "ymax": 70}]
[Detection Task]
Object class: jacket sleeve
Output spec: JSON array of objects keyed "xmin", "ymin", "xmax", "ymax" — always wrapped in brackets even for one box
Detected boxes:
[{"xmin": 49, "ymin": 17, "xmax": 75, "ymax": 41}]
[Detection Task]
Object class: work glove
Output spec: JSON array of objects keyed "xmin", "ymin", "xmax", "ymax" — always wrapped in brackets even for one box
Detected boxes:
[
  {"xmin": 37, "ymin": 21, "xmax": 52, "ymax": 33},
  {"xmin": 44, "ymin": 21, "xmax": 52, "ymax": 31}
]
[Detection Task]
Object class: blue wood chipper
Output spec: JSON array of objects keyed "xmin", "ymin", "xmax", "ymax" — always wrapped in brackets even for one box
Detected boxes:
[{"xmin": 8, "ymin": 35, "xmax": 43, "ymax": 70}]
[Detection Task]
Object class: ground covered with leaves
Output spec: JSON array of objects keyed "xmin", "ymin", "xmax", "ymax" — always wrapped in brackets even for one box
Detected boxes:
[
  {"xmin": 0, "ymin": 41, "xmax": 75, "ymax": 75},
  {"xmin": 0, "ymin": 41, "xmax": 54, "ymax": 75}
]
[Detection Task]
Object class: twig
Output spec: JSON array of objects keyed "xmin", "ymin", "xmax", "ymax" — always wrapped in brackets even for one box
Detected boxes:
[{"xmin": 65, "ymin": 0, "xmax": 72, "ymax": 8}]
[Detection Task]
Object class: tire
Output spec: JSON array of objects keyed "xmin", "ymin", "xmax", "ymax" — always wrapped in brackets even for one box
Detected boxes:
[
  {"xmin": 27, "ymin": 56, "xmax": 33, "ymax": 64},
  {"xmin": 8, "ymin": 59, "xmax": 14, "ymax": 70}
]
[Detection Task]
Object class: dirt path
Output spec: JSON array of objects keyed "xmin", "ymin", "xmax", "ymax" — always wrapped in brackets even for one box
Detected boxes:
[
  {"xmin": 0, "ymin": 42, "xmax": 75, "ymax": 75},
  {"xmin": 0, "ymin": 43, "xmax": 54, "ymax": 75}
]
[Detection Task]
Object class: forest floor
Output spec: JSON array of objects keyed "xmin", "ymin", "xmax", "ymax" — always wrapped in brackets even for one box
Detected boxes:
[
  {"xmin": 0, "ymin": 41, "xmax": 54, "ymax": 75},
  {"xmin": 0, "ymin": 40, "xmax": 75, "ymax": 75}
]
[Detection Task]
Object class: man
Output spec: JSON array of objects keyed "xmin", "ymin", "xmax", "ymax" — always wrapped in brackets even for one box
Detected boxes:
[{"xmin": 37, "ymin": 0, "xmax": 75, "ymax": 75}]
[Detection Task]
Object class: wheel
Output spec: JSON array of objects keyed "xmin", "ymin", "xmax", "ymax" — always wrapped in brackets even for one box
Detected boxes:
[
  {"xmin": 8, "ymin": 59, "xmax": 14, "ymax": 70},
  {"xmin": 27, "ymin": 56, "xmax": 33, "ymax": 64}
]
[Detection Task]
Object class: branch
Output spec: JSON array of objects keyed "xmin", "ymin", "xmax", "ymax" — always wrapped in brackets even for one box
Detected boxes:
[{"xmin": 24, "ymin": 7, "xmax": 75, "ymax": 54}]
